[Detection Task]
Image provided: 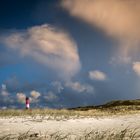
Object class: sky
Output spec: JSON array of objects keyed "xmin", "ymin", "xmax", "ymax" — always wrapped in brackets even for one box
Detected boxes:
[{"xmin": 1, "ymin": 0, "xmax": 140, "ymax": 109}]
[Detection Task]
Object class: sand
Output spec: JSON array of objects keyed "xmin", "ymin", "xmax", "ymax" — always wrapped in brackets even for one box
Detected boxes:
[{"xmin": 0, "ymin": 114, "xmax": 140, "ymax": 139}]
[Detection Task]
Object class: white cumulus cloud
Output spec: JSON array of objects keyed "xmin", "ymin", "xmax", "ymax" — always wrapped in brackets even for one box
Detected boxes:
[
  {"xmin": 1, "ymin": 24, "xmax": 81, "ymax": 80},
  {"xmin": 1, "ymin": 84, "xmax": 9, "ymax": 96},
  {"xmin": 66, "ymin": 81, "xmax": 94, "ymax": 93},
  {"xmin": 44, "ymin": 91, "xmax": 58, "ymax": 102},
  {"xmin": 51, "ymin": 81, "xmax": 64, "ymax": 93},
  {"xmin": 89, "ymin": 70, "xmax": 107, "ymax": 81},
  {"xmin": 16, "ymin": 93, "xmax": 26, "ymax": 104},
  {"xmin": 30, "ymin": 90, "xmax": 41, "ymax": 99},
  {"xmin": 30, "ymin": 90, "xmax": 41, "ymax": 103},
  {"xmin": 133, "ymin": 62, "xmax": 140, "ymax": 76}
]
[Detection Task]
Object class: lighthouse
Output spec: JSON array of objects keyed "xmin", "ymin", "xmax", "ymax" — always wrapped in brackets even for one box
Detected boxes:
[{"xmin": 25, "ymin": 97, "xmax": 30, "ymax": 109}]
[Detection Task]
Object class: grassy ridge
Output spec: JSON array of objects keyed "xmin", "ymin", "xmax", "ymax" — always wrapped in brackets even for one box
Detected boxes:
[
  {"xmin": 0, "ymin": 99, "xmax": 140, "ymax": 117},
  {"xmin": 69, "ymin": 99, "xmax": 140, "ymax": 111}
]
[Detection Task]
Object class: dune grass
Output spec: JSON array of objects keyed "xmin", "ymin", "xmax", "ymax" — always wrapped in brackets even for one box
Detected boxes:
[
  {"xmin": 1, "ymin": 99, "xmax": 140, "ymax": 118},
  {"xmin": 0, "ymin": 127, "xmax": 139, "ymax": 140},
  {"xmin": 0, "ymin": 105, "xmax": 140, "ymax": 119}
]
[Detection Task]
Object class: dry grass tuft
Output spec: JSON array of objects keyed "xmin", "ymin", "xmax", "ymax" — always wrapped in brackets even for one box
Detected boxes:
[{"xmin": 0, "ymin": 128, "xmax": 139, "ymax": 140}]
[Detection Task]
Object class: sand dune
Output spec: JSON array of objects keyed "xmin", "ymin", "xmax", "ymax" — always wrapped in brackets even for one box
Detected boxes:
[{"xmin": 0, "ymin": 114, "xmax": 140, "ymax": 139}]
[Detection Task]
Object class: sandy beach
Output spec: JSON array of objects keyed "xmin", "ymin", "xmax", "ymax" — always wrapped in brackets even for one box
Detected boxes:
[{"xmin": 0, "ymin": 114, "xmax": 140, "ymax": 139}]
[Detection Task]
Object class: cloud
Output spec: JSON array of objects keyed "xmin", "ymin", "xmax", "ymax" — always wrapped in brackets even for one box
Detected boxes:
[
  {"xmin": 66, "ymin": 81, "xmax": 94, "ymax": 93},
  {"xmin": 30, "ymin": 90, "xmax": 41, "ymax": 103},
  {"xmin": 2, "ymin": 84, "xmax": 6, "ymax": 90},
  {"xmin": 44, "ymin": 91, "xmax": 58, "ymax": 102},
  {"xmin": 30, "ymin": 90, "xmax": 40, "ymax": 99},
  {"xmin": 16, "ymin": 93, "xmax": 26, "ymax": 104},
  {"xmin": 133, "ymin": 62, "xmax": 140, "ymax": 76},
  {"xmin": 89, "ymin": 70, "xmax": 107, "ymax": 81},
  {"xmin": 1, "ymin": 106, "xmax": 7, "ymax": 110},
  {"xmin": 17, "ymin": 91, "xmax": 41, "ymax": 104},
  {"xmin": 61, "ymin": 0, "xmax": 140, "ymax": 39},
  {"xmin": 1, "ymin": 84, "xmax": 9, "ymax": 96},
  {"xmin": 61, "ymin": 0, "xmax": 140, "ymax": 62},
  {"xmin": 1, "ymin": 24, "xmax": 81, "ymax": 80},
  {"xmin": 51, "ymin": 81, "xmax": 64, "ymax": 93}
]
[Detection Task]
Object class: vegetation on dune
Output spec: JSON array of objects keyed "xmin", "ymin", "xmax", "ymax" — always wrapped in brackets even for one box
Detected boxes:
[
  {"xmin": 101, "ymin": 99, "xmax": 140, "ymax": 107},
  {"xmin": 0, "ymin": 128, "xmax": 139, "ymax": 140},
  {"xmin": 0, "ymin": 99, "xmax": 140, "ymax": 118},
  {"xmin": 69, "ymin": 99, "xmax": 140, "ymax": 111}
]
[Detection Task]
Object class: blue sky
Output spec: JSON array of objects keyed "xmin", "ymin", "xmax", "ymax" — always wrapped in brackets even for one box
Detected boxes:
[{"xmin": 0, "ymin": 0, "xmax": 140, "ymax": 109}]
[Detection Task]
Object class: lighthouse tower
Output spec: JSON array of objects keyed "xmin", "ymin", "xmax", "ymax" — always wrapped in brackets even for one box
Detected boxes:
[{"xmin": 25, "ymin": 97, "xmax": 30, "ymax": 109}]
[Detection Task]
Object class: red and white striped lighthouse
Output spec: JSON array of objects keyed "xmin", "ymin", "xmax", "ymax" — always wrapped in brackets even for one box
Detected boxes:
[{"xmin": 25, "ymin": 97, "xmax": 30, "ymax": 109}]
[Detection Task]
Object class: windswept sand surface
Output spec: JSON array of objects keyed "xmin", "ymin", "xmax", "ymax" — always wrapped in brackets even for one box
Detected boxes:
[{"xmin": 0, "ymin": 114, "xmax": 140, "ymax": 138}]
